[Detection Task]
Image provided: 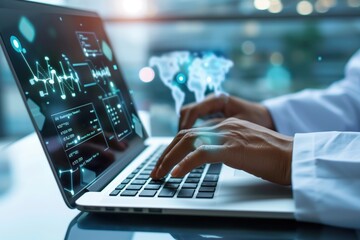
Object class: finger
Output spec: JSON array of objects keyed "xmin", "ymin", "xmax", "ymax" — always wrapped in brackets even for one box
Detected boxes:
[
  {"xmin": 179, "ymin": 94, "xmax": 227, "ymax": 130},
  {"xmin": 171, "ymin": 145, "xmax": 226, "ymax": 177},
  {"xmin": 154, "ymin": 131, "xmax": 217, "ymax": 179},
  {"xmin": 150, "ymin": 127, "xmax": 212, "ymax": 178},
  {"xmin": 150, "ymin": 129, "xmax": 192, "ymax": 177},
  {"xmin": 197, "ymin": 118, "xmax": 225, "ymax": 128}
]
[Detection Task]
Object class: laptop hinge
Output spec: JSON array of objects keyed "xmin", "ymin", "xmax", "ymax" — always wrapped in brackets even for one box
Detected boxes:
[{"xmin": 86, "ymin": 143, "xmax": 147, "ymax": 192}]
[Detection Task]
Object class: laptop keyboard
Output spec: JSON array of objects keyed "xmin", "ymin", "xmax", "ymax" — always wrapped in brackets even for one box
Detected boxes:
[{"xmin": 109, "ymin": 145, "xmax": 222, "ymax": 199}]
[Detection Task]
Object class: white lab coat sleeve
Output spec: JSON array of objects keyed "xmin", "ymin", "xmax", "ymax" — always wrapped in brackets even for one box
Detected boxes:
[
  {"xmin": 263, "ymin": 50, "xmax": 360, "ymax": 136},
  {"xmin": 292, "ymin": 132, "xmax": 360, "ymax": 229}
]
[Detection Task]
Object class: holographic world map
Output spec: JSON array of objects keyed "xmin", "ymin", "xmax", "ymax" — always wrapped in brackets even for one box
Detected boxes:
[{"xmin": 150, "ymin": 51, "xmax": 234, "ymax": 114}]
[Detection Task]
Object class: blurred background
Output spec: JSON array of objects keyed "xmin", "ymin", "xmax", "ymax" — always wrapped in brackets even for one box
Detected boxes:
[{"xmin": 1, "ymin": 0, "xmax": 360, "ymax": 140}]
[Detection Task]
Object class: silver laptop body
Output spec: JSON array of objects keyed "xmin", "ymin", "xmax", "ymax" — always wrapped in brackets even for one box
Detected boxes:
[{"xmin": 0, "ymin": 0, "xmax": 294, "ymax": 218}]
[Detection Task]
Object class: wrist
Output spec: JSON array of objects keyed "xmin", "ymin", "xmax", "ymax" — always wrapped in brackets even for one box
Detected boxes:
[
  {"xmin": 260, "ymin": 105, "xmax": 276, "ymax": 131},
  {"xmin": 284, "ymin": 138, "xmax": 293, "ymax": 185}
]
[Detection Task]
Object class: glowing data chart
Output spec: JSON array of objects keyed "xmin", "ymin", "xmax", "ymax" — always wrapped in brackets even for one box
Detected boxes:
[
  {"xmin": 76, "ymin": 32, "xmax": 102, "ymax": 57},
  {"xmin": 52, "ymin": 103, "xmax": 109, "ymax": 168},
  {"xmin": 102, "ymin": 95, "xmax": 132, "ymax": 141},
  {"xmin": 10, "ymin": 35, "xmax": 81, "ymax": 100},
  {"xmin": 72, "ymin": 62, "xmax": 112, "ymax": 88}
]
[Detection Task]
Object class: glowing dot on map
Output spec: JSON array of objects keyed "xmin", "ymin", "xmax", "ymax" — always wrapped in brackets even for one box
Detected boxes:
[{"xmin": 176, "ymin": 73, "xmax": 186, "ymax": 84}]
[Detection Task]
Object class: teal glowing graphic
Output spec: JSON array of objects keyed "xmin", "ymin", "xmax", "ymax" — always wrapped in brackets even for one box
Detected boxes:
[
  {"xmin": 10, "ymin": 36, "xmax": 23, "ymax": 53},
  {"xmin": 19, "ymin": 16, "xmax": 35, "ymax": 42},
  {"xmin": 176, "ymin": 73, "xmax": 186, "ymax": 84},
  {"xmin": 102, "ymin": 40, "xmax": 113, "ymax": 61},
  {"xmin": 150, "ymin": 51, "xmax": 233, "ymax": 115},
  {"xmin": 59, "ymin": 168, "xmax": 78, "ymax": 195},
  {"xmin": 76, "ymin": 32, "xmax": 102, "ymax": 57},
  {"xmin": 11, "ymin": 35, "xmax": 81, "ymax": 100}
]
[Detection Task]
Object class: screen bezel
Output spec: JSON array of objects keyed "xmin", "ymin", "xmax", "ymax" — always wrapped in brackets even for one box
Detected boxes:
[{"xmin": 0, "ymin": 0, "xmax": 148, "ymax": 208}]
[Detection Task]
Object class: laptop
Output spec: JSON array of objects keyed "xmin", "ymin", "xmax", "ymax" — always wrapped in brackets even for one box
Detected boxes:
[{"xmin": 0, "ymin": 0, "xmax": 294, "ymax": 218}]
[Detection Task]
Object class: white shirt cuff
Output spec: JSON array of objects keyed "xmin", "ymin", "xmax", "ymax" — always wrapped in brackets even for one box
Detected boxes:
[
  {"xmin": 263, "ymin": 97, "xmax": 296, "ymax": 136},
  {"xmin": 292, "ymin": 133, "xmax": 319, "ymax": 223}
]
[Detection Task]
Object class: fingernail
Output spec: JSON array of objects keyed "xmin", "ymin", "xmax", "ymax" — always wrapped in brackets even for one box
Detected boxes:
[
  {"xmin": 171, "ymin": 165, "xmax": 181, "ymax": 177},
  {"xmin": 154, "ymin": 165, "xmax": 163, "ymax": 179}
]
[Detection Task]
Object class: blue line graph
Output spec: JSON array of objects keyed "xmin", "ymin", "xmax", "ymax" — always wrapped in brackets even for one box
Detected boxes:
[
  {"xmin": 92, "ymin": 66, "xmax": 111, "ymax": 79},
  {"xmin": 30, "ymin": 55, "xmax": 81, "ymax": 99},
  {"xmin": 11, "ymin": 35, "xmax": 81, "ymax": 100}
]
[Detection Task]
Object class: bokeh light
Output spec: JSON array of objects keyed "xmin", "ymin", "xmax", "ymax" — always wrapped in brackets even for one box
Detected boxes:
[
  {"xmin": 315, "ymin": 0, "xmax": 330, "ymax": 13},
  {"xmin": 244, "ymin": 21, "xmax": 260, "ymax": 37},
  {"xmin": 241, "ymin": 40, "xmax": 256, "ymax": 55},
  {"xmin": 139, "ymin": 67, "xmax": 155, "ymax": 83},
  {"xmin": 270, "ymin": 52, "xmax": 284, "ymax": 65},
  {"xmin": 254, "ymin": 0, "xmax": 271, "ymax": 10},
  {"xmin": 297, "ymin": 1, "xmax": 314, "ymax": 15},
  {"xmin": 121, "ymin": 0, "xmax": 147, "ymax": 17},
  {"xmin": 268, "ymin": 0, "xmax": 283, "ymax": 13}
]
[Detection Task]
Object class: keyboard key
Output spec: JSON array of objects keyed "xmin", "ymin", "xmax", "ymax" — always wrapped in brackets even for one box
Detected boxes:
[
  {"xmin": 121, "ymin": 190, "xmax": 138, "ymax": 196},
  {"xmin": 149, "ymin": 180, "xmax": 165, "ymax": 184},
  {"xmin": 207, "ymin": 163, "xmax": 222, "ymax": 174},
  {"xmin": 191, "ymin": 169, "xmax": 203, "ymax": 173},
  {"xmin": 109, "ymin": 189, "xmax": 120, "ymax": 196},
  {"xmin": 164, "ymin": 183, "xmax": 179, "ymax": 189},
  {"xmin": 201, "ymin": 182, "xmax": 217, "ymax": 187},
  {"xmin": 126, "ymin": 185, "xmax": 142, "ymax": 191},
  {"xmin": 199, "ymin": 187, "xmax": 216, "ymax": 192},
  {"xmin": 139, "ymin": 190, "xmax": 157, "ymax": 197},
  {"xmin": 177, "ymin": 189, "xmax": 195, "ymax": 198},
  {"xmin": 115, "ymin": 184, "xmax": 126, "ymax": 190},
  {"xmin": 142, "ymin": 170, "xmax": 152, "ymax": 174},
  {"xmin": 158, "ymin": 188, "xmax": 177, "ymax": 198},
  {"xmin": 167, "ymin": 178, "xmax": 183, "ymax": 184},
  {"xmin": 132, "ymin": 169, "xmax": 140, "ymax": 174},
  {"xmin": 144, "ymin": 184, "xmax": 161, "ymax": 190},
  {"xmin": 182, "ymin": 183, "xmax": 197, "ymax": 189},
  {"xmin": 136, "ymin": 174, "xmax": 150, "ymax": 180},
  {"xmin": 196, "ymin": 192, "xmax": 214, "ymax": 199},
  {"xmin": 132, "ymin": 180, "xmax": 147, "ymax": 185},
  {"xmin": 188, "ymin": 173, "xmax": 201, "ymax": 178},
  {"xmin": 203, "ymin": 174, "xmax": 218, "ymax": 182},
  {"xmin": 121, "ymin": 179, "xmax": 131, "ymax": 184},
  {"xmin": 185, "ymin": 178, "xmax": 200, "ymax": 183},
  {"xmin": 126, "ymin": 174, "xmax": 136, "ymax": 179}
]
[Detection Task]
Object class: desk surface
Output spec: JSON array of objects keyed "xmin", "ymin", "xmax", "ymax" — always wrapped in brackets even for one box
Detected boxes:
[{"xmin": 0, "ymin": 133, "xmax": 359, "ymax": 240}]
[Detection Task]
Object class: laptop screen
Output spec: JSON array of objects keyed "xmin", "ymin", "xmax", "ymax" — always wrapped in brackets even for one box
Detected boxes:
[{"xmin": 0, "ymin": 1, "xmax": 148, "ymax": 206}]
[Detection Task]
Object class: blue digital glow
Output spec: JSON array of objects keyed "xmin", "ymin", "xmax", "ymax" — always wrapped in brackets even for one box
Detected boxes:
[
  {"xmin": 150, "ymin": 51, "xmax": 233, "ymax": 115},
  {"xmin": 19, "ymin": 16, "xmax": 36, "ymax": 42},
  {"xmin": 176, "ymin": 73, "xmax": 187, "ymax": 84},
  {"xmin": 10, "ymin": 36, "xmax": 22, "ymax": 53}
]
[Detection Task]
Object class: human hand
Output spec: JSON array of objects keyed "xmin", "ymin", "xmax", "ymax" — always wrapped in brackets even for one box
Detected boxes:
[
  {"xmin": 179, "ymin": 94, "xmax": 275, "ymax": 131},
  {"xmin": 151, "ymin": 118, "xmax": 293, "ymax": 185}
]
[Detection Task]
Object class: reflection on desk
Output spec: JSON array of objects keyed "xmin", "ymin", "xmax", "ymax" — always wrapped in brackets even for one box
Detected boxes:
[
  {"xmin": 0, "ymin": 133, "xmax": 79, "ymax": 240},
  {"xmin": 66, "ymin": 212, "xmax": 360, "ymax": 240}
]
